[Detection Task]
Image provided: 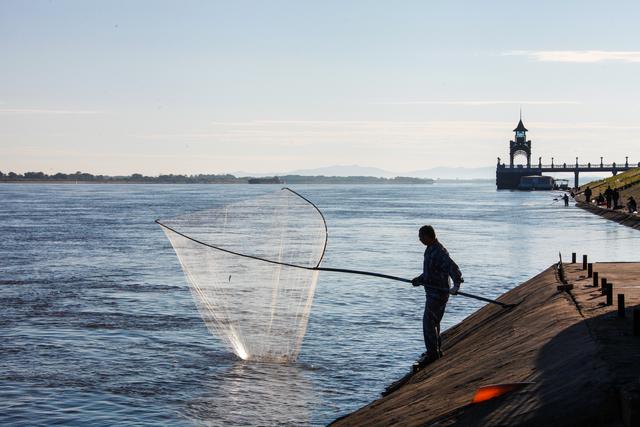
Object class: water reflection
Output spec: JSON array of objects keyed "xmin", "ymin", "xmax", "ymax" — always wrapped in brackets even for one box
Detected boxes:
[{"xmin": 183, "ymin": 360, "xmax": 316, "ymax": 426}]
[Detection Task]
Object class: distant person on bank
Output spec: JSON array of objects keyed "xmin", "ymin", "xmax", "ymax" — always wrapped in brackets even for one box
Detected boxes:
[
  {"xmin": 613, "ymin": 188, "xmax": 620, "ymax": 209},
  {"xmin": 584, "ymin": 186, "xmax": 592, "ymax": 204},
  {"xmin": 412, "ymin": 225, "xmax": 463, "ymax": 366},
  {"xmin": 563, "ymin": 193, "xmax": 569, "ymax": 207},
  {"xmin": 604, "ymin": 186, "xmax": 614, "ymax": 208},
  {"xmin": 628, "ymin": 196, "xmax": 637, "ymax": 214}
]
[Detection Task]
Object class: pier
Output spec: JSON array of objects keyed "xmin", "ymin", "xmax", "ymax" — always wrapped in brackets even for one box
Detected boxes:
[
  {"xmin": 495, "ymin": 118, "xmax": 636, "ymax": 189},
  {"xmin": 497, "ymin": 158, "xmax": 637, "ymax": 189}
]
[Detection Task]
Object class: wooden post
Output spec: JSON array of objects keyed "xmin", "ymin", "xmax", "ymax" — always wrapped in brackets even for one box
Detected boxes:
[
  {"xmin": 618, "ymin": 294, "xmax": 625, "ymax": 318},
  {"xmin": 634, "ymin": 308, "xmax": 640, "ymax": 336},
  {"xmin": 606, "ymin": 283, "xmax": 613, "ymax": 306},
  {"xmin": 572, "ymin": 252, "xmax": 576, "ymax": 263},
  {"xmin": 582, "ymin": 255, "xmax": 587, "ymax": 270},
  {"xmin": 601, "ymin": 277, "xmax": 607, "ymax": 295},
  {"xmin": 593, "ymin": 271, "xmax": 599, "ymax": 287},
  {"xmin": 587, "ymin": 263, "xmax": 593, "ymax": 278}
]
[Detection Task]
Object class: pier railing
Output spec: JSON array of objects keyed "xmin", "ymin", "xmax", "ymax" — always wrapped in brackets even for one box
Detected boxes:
[
  {"xmin": 499, "ymin": 162, "xmax": 639, "ymax": 170},
  {"xmin": 496, "ymin": 156, "xmax": 637, "ymax": 188},
  {"xmin": 541, "ymin": 163, "xmax": 628, "ymax": 169}
]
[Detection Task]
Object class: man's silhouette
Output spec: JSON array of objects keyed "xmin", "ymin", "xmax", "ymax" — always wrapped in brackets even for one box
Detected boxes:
[{"xmin": 412, "ymin": 225, "xmax": 464, "ymax": 366}]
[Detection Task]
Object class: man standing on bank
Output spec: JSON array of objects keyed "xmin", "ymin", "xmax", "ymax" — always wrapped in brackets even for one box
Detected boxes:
[
  {"xmin": 584, "ymin": 186, "xmax": 592, "ymax": 204},
  {"xmin": 412, "ymin": 225, "xmax": 464, "ymax": 366}
]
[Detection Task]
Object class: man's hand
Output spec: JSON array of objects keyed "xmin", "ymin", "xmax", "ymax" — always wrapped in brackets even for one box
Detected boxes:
[
  {"xmin": 411, "ymin": 277, "xmax": 423, "ymax": 287},
  {"xmin": 450, "ymin": 283, "xmax": 460, "ymax": 295}
]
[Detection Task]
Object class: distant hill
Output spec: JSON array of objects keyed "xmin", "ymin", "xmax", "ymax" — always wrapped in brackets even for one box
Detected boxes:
[
  {"xmin": 234, "ymin": 165, "xmax": 495, "ymax": 179},
  {"xmin": 233, "ymin": 165, "xmax": 397, "ymax": 178},
  {"xmin": 287, "ymin": 165, "xmax": 396, "ymax": 178},
  {"xmin": 407, "ymin": 166, "xmax": 495, "ymax": 180}
]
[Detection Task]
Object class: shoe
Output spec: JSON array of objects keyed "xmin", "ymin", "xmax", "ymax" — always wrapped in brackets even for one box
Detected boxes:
[
  {"xmin": 418, "ymin": 350, "xmax": 442, "ymax": 361},
  {"xmin": 412, "ymin": 353, "xmax": 439, "ymax": 373},
  {"xmin": 417, "ymin": 352, "xmax": 439, "ymax": 367}
]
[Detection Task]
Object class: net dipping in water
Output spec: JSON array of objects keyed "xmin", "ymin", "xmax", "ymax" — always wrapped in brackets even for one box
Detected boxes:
[{"xmin": 157, "ymin": 188, "xmax": 327, "ymax": 362}]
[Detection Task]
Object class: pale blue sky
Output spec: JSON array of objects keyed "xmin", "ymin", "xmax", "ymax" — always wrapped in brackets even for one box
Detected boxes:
[{"xmin": 1, "ymin": 1, "xmax": 639, "ymax": 175}]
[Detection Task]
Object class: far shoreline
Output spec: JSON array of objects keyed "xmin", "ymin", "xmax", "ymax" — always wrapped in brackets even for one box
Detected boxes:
[
  {"xmin": 0, "ymin": 179, "xmax": 494, "ymax": 185},
  {"xmin": 0, "ymin": 171, "xmax": 439, "ymax": 185}
]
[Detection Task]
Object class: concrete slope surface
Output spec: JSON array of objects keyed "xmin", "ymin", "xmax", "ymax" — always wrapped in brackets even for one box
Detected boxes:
[{"xmin": 331, "ymin": 264, "xmax": 637, "ymax": 426}]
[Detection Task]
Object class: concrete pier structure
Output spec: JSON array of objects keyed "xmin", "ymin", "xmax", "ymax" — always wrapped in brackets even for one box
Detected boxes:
[{"xmin": 495, "ymin": 118, "xmax": 636, "ymax": 189}]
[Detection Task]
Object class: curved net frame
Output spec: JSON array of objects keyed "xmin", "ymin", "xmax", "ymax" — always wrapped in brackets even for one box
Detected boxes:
[{"xmin": 158, "ymin": 188, "xmax": 327, "ymax": 362}]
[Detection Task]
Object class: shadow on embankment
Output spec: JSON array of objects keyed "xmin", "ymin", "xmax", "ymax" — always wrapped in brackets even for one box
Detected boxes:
[{"xmin": 440, "ymin": 306, "xmax": 635, "ymax": 426}]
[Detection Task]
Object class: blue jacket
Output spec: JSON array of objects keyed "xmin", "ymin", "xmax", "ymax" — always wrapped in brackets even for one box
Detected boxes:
[{"xmin": 419, "ymin": 240, "xmax": 463, "ymax": 294}]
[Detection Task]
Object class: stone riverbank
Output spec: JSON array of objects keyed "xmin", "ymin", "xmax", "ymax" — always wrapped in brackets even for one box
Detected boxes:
[{"xmin": 331, "ymin": 261, "xmax": 640, "ymax": 426}]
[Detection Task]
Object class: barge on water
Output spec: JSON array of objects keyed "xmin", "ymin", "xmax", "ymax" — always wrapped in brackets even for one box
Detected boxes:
[
  {"xmin": 248, "ymin": 176, "xmax": 284, "ymax": 184},
  {"xmin": 517, "ymin": 175, "xmax": 554, "ymax": 191}
]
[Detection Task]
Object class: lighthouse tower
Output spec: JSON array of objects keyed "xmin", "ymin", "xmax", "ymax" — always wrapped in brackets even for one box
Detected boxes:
[{"xmin": 509, "ymin": 115, "xmax": 531, "ymax": 168}]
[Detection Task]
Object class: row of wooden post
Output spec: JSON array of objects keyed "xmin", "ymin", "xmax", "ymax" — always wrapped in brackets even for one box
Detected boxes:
[{"xmin": 571, "ymin": 252, "xmax": 640, "ymax": 336}]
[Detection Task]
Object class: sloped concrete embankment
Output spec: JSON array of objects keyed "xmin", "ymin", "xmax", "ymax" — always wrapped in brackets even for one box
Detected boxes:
[{"xmin": 332, "ymin": 263, "xmax": 639, "ymax": 426}]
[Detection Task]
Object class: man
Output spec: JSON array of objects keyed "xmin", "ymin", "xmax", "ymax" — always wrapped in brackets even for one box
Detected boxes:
[
  {"xmin": 628, "ymin": 196, "xmax": 637, "ymax": 214},
  {"xmin": 604, "ymin": 186, "xmax": 613, "ymax": 209},
  {"xmin": 412, "ymin": 225, "xmax": 464, "ymax": 366},
  {"xmin": 563, "ymin": 193, "xmax": 569, "ymax": 207},
  {"xmin": 613, "ymin": 188, "xmax": 620, "ymax": 209},
  {"xmin": 584, "ymin": 186, "xmax": 592, "ymax": 204}
]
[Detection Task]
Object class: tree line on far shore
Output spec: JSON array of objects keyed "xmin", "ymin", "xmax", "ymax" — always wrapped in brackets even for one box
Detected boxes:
[
  {"xmin": 0, "ymin": 171, "xmax": 242, "ymax": 183},
  {"xmin": 0, "ymin": 171, "xmax": 435, "ymax": 185}
]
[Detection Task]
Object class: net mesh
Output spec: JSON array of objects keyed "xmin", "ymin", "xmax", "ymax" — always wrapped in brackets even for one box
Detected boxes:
[{"xmin": 158, "ymin": 188, "xmax": 327, "ymax": 362}]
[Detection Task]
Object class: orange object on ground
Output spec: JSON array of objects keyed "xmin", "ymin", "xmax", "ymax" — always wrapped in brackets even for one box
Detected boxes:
[{"xmin": 471, "ymin": 383, "xmax": 532, "ymax": 404}]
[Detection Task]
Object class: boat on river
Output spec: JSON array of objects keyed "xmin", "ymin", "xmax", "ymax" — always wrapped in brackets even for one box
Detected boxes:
[{"xmin": 518, "ymin": 175, "xmax": 554, "ymax": 191}]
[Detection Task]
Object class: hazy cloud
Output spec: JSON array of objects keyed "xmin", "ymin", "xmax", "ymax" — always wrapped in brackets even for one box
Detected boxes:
[{"xmin": 504, "ymin": 50, "xmax": 640, "ymax": 63}]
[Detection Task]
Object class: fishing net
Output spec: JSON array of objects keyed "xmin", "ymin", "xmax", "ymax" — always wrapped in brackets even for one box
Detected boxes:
[{"xmin": 157, "ymin": 188, "xmax": 327, "ymax": 362}]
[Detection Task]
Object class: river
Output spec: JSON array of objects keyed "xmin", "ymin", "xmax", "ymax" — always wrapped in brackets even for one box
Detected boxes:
[{"xmin": 1, "ymin": 183, "xmax": 638, "ymax": 426}]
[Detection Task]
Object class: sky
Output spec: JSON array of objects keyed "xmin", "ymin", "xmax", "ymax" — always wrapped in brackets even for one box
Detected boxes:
[{"xmin": 1, "ymin": 0, "xmax": 639, "ymax": 175}]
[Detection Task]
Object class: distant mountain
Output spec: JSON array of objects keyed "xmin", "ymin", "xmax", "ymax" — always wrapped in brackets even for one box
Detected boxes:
[
  {"xmin": 287, "ymin": 165, "xmax": 396, "ymax": 177},
  {"xmin": 407, "ymin": 166, "xmax": 495, "ymax": 180},
  {"xmin": 232, "ymin": 165, "xmax": 397, "ymax": 178},
  {"xmin": 233, "ymin": 165, "xmax": 495, "ymax": 179}
]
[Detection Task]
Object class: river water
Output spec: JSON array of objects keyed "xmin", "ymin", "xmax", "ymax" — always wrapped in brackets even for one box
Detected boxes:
[{"xmin": 1, "ymin": 183, "xmax": 638, "ymax": 426}]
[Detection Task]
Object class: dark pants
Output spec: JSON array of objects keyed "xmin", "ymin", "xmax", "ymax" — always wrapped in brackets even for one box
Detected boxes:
[{"xmin": 423, "ymin": 292, "xmax": 449, "ymax": 356}]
